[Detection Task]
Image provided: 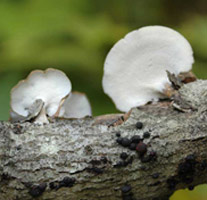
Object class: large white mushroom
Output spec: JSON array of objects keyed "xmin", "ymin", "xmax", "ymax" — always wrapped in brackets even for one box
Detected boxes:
[
  {"xmin": 10, "ymin": 68, "xmax": 72, "ymax": 124},
  {"xmin": 59, "ymin": 92, "xmax": 92, "ymax": 118},
  {"xmin": 102, "ymin": 25, "xmax": 194, "ymax": 112}
]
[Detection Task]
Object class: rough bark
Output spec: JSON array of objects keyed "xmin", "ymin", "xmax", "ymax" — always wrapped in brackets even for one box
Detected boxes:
[{"xmin": 1, "ymin": 80, "xmax": 207, "ymax": 200}]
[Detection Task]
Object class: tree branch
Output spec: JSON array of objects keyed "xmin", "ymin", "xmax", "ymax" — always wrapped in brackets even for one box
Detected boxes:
[{"xmin": 1, "ymin": 80, "xmax": 207, "ymax": 200}]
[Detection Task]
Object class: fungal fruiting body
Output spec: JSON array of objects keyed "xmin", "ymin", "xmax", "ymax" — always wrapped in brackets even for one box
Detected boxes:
[
  {"xmin": 59, "ymin": 92, "xmax": 92, "ymax": 119},
  {"xmin": 10, "ymin": 68, "xmax": 72, "ymax": 124},
  {"xmin": 102, "ymin": 25, "xmax": 194, "ymax": 112},
  {"xmin": 10, "ymin": 99, "xmax": 44, "ymax": 123}
]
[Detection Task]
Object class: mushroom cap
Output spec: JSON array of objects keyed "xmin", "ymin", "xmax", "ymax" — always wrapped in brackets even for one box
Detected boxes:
[
  {"xmin": 59, "ymin": 92, "xmax": 92, "ymax": 118},
  {"xmin": 11, "ymin": 68, "xmax": 72, "ymax": 117},
  {"xmin": 10, "ymin": 99, "xmax": 44, "ymax": 122},
  {"xmin": 102, "ymin": 25, "xmax": 194, "ymax": 112}
]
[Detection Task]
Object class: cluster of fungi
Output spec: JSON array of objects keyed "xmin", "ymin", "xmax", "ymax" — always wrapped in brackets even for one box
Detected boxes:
[
  {"xmin": 10, "ymin": 69, "xmax": 92, "ymax": 124},
  {"xmin": 10, "ymin": 25, "xmax": 195, "ymax": 125},
  {"xmin": 8, "ymin": 25, "xmax": 198, "ymax": 199}
]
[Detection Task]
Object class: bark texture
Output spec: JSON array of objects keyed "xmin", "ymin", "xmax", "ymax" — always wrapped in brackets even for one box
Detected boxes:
[{"xmin": 1, "ymin": 80, "xmax": 207, "ymax": 200}]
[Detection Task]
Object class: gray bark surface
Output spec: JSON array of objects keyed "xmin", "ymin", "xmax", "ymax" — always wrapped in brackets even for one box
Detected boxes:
[{"xmin": 1, "ymin": 80, "xmax": 207, "ymax": 200}]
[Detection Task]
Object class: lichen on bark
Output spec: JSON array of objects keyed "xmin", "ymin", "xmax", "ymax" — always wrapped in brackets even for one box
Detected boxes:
[{"xmin": 1, "ymin": 80, "xmax": 207, "ymax": 200}]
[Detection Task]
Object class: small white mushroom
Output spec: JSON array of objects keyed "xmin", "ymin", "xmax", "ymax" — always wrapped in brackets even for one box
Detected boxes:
[
  {"xmin": 59, "ymin": 92, "xmax": 92, "ymax": 118},
  {"xmin": 10, "ymin": 68, "xmax": 72, "ymax": 124},
  {"xmin": 102, "ymin": 25, "xmax": 194, "ymax": 112}
]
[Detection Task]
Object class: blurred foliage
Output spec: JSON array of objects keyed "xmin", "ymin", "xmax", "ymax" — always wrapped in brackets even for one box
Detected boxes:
[
  {"xmin": 0, "ymin": 0, "xmax": 207, "ymax": 199},
  {"xmin": 171, "ymin": 184, "xmax": 207, "ymax": 200}
]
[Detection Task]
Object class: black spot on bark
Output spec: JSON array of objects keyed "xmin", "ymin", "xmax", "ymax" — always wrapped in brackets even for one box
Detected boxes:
[
  {"xmin": 120, "ymin": 152, "xmax": 128, "ymax": 160},
  {"xmin": 136, "ymin": 142, "xmax": 147, "ymax": 156},
  {"xmin": 131, "ymin": 135, "xmax": 141, "ymax": 143},
  {"xmin": 16, "ymin": 145, "xmax": 22, "ymax": 150},
  {"xmin": 90, "ymin": 159, "xmax": 102, "ymax": 166},
  {"xmin": 178, "ymin": 154, "xmax": 197, "ymax": 184},
  {"xmin": 59, "ymin": 177, "xmax": 76, "ymax": 188},
  {"xmin": 135, "ymin": 122, "xmax": 143, "ymax": 129},
  {"xmin": 121, "ymin": 138, "xmax": 131, "ymax": 147},
  {"xmin": 1, "ymin": 173, "xmax": 11, "ymax": 180},
  {"xmin": 50, "ymin": 177, "xmax": 76, "ymax": 190},
  {"xmin": 114, "ymin": 156, "xmax": 133, "ymax": 168},
  {"xmin": 121, "ymin": 185, "xmax": 132, "ymax": 193},
  {"xmin": 29, "ymin": 183, "xmax": 47, "ymax": 197},
  {"xmin": 116, "ymin": 137, "xmax": 123, "ymax": 145},
  {"xmin": 188, "ymin": 185, "xmax": 194, "ymax": 191},
  {"xmin": 129, "ymin": 143, "xmax": 137, "ymax": 150},
  {"xmin": 49, "ymin": 181, "xmax": 59, "ymax": 190},
  {"xmin": 143, "ymin": 132, "xmax": 150, "ymax": 139},
  {"xmin": 121, "ymin": 185, "xmax": 136, "ymax": 200},
  {"xmin": 116, "ymin": 132, "xmax": 121, "ymax": 137}
]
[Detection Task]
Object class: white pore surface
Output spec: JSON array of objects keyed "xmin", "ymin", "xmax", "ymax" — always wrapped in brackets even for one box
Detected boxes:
[
  {"xmin": 102, "ymin": 25, "xmax": 194, "ymax": 112},
  {"xmin": 59, "ymin": 92, "xmax": 92, "ymax": 118},
  {"xmin": 11, "ymin": 68, "xmax": 72, "ymax": 117}
]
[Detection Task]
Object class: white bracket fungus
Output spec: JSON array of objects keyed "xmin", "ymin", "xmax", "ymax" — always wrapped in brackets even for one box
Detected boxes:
[
  {"xmin": 102, "ymin": 25, "xmax": 194, "ymax": 112},
  {"xmin": 59, "ymin": 92, "xmax": 92, "ymax": 119},
  {"xmin": 10, "ymin": 68, "xmax": 72, "ymax": 124}
]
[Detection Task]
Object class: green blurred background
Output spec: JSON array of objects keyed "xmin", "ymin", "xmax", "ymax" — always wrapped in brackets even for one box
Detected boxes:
[{"xmin": 0, "ymin": 0, "xmax": 207, "ymax": 199}]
